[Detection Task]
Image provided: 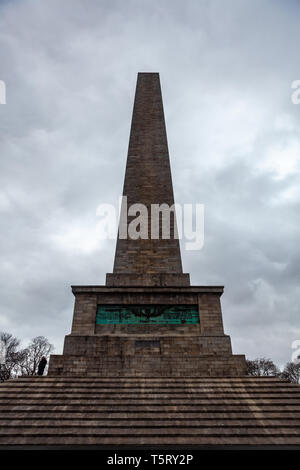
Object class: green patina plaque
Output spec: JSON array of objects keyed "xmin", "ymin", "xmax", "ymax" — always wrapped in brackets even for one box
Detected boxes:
[{"xmin": 96, "ymin": 305, "xmax": 199, "ymax": 325}]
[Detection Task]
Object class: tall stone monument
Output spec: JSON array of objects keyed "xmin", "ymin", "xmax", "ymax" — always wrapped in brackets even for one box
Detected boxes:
[
  {"xmin": 1, "ymin": 73, "xmax": 299, "ymax": 448},
  {"xmin": 48, "ymin": 73, "xmax": 246, "ymax": 377}
]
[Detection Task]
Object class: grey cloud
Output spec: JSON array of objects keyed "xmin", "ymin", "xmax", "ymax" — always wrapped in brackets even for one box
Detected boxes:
[{"xmin": 0, "ymin": 0, "xmax": 299, "ymax": 366}]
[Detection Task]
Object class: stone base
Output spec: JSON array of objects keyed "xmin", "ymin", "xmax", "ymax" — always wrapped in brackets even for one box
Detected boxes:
[
  {"xmin": 106, "ymin": 273, "xmax": 190, "ymax": 287},
  {"xmin": 48, "ymin": 332, "xmax": 246, "ymax": 377},
  {"xmin": 48, "ymin": 284, "xmax": 246, "ymax": 377},
  {"xmin": 49, "ymin": 352, "xmax": 246, "ymax": 377}
]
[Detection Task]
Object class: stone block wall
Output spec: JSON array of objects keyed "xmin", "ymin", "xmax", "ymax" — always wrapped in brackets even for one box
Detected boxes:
[
  {"xmin": 48, "ymin": 285, "xmax": 246, "ymax": 377},
  {"xmin": 48, "ymin": 353, "xmax": 246, "ymax": 377}
]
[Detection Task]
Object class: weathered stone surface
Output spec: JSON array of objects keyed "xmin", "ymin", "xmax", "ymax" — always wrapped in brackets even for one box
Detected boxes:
[
  {"xmin": 108, "ymin": 72, "xmax": 187, "ymax": 287},
  {"xmin": 48, "ymin": 285, "xmax": 245, "ymax": 377},
  {"xmin": 106, "ymin": 273, "xmax": 190, "ymax": 287}
]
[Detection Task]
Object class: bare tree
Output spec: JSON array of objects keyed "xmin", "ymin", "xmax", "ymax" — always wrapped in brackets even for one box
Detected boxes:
[
  {"xmin": 0, "ymin": 332, "xmax": 27, "ymax": 382},
  {"xmin": 19, "ymin": 336, "xmax": 54, "ymax": 376},
  {"xmin": 246, "ymin": 357, "xmax": 280, "ymax": 376},
  {"xmin": 0, "ymin": 333, "xmax": 54, "ymax": 381},
  {"xmin": 281, "ymin": 362, "xmax": 300, "ymax": 384}
]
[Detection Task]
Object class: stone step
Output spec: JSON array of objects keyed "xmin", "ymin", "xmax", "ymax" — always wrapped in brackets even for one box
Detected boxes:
[
  {"xmin": 1, "ymin": 435, "xmax": 300, "ymax": 445},
  {"xmin": 0, "ymin": 389, "xmax": 300, "ymax": 401},
  {"xmin": 14, "ymin": 376, "xmax": 282, "ymax": 382},
  {"xmin": 1, "ymin": 384, "xmax": 297, "ymax": 392},
  {"xmin": 1, "ymin": 397, "xmax": 300, "ymax": 406},
  {"xmin": 1, "ymin": 418, "xmax": 300, "ymax": 427},
  {"xmin": 3, "ymin": 411, "xmax": 300, "ymax": 419},
  {"xmin": 1, "ymin": 426, "xmax": 300, "ymax": 436},
  {"xmin": 1, "ymin": 376, "xmax": 300, "ymax": 446},
  {"xmin": 1, "ymin": 404, "xmax": 300, "ymax": 412}
]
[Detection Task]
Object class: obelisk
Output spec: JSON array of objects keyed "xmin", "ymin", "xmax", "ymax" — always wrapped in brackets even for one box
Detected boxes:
[{"xmin": 107, "ymin": 72, "xmax": 189, "ymax": 287}]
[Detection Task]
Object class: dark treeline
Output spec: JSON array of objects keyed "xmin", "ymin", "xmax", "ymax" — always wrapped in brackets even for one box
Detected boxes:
[
  {"xmin": 0, "ymin": 332, "xmax": 53, "ymax": 382},
  {"xmin": 246, "ymin": 357, "xmax": 300, "ymax": 383}
]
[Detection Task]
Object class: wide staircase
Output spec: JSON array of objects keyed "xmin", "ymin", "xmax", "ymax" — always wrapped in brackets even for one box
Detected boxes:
[{"xmin": 0, "ymin": 376, "xmax": 300, "ymax": 446}]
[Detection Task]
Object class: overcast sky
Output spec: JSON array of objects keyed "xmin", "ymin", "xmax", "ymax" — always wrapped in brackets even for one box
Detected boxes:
[{"xmin": 0, "ymin": 0, "xmax": 300, "ymax": 367}]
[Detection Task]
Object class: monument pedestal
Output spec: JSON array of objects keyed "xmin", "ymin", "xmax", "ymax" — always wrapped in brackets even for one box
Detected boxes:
[{"xmin": 48, "ymin": 285, "xmax": 246, "ymax": 377}]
